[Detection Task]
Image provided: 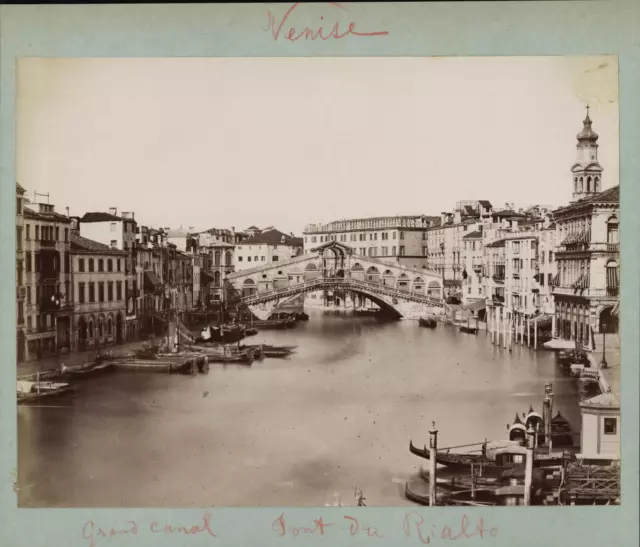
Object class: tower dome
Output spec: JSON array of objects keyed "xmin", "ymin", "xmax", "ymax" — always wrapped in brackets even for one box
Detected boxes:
[{"xmin": 577, "ymin": 105, "xmax": 599, "ymax": 143}]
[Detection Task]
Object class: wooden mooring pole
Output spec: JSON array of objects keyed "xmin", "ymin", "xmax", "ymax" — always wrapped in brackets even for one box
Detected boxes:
[{"xmin": 429, "ymin": 422, "xmax": 438, "ymax": 507}]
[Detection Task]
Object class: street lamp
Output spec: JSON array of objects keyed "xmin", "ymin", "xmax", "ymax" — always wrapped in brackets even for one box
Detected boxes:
[{"xmin": 599, "ymin": 321, "xmax": 608, "ymax": 368}]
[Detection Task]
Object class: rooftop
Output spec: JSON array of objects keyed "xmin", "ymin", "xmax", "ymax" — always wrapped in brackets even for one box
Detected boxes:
[
  {"xmin": 80, "ymin": 212, "xmax": 124, "ymax": 223},
  {"xmin": 580, "ymin": 389, "xmax": 619, "ymax": 410},
  {"xmin": 23, "ymin": 206, "xmax": 72, "ymax": 224},
  {"xmin": 462, "ymin": 230, "xmax": 483, "ymax": 240},
  {"xmin": 237, "ymin": 228, "xmax": 303, "ymax": 247},
  {"xmin": 70, "ymin": 231, "xmax": 126, "ymax": 254}
]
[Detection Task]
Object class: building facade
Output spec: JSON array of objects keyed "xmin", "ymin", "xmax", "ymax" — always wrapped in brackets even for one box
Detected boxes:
[
  {"xmin": 79, "ymin": 209, "xmax": 139, "ymax": 341},
  {"xmin": 551, "ymin": 111, "xmax": 619, "ymax": 348},
  {"xmin": 235, "ymin": 228, "xmax": 303, "ymax": 271},
  {"xmin": 461, "ymin": 228, "xmax": 484, "ymax": 305},
  {"xmin": 304, "ymin": 215, "xmax": 438, "ymax": 271},
  {"xmin": 70, "ymin": 232, "xmax": 128, "ymax": 351},
  {"xmin": 16, "ymin": 184, "xmax": 26, "ymax": 361},
  {"xmin": 21, "ymin": 199, "xmax": 73, "ymax": 361}
]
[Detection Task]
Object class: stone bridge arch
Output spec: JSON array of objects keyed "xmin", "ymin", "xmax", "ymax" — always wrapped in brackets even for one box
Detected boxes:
[{"xmin": 225, "ymin": 240, "xmax": 444, "ymax": 318}]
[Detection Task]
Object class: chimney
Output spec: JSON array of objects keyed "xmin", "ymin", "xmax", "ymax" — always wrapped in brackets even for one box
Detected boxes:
[
  {"xmin": 66, "ymin": 206, "xmax": 70, "ymax": 217},
  {"xmin": 109, "ymin": 207, "xmax": 117, "ymax": 216}
]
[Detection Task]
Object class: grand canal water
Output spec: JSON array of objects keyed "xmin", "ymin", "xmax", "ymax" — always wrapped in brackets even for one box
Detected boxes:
[{"xmin": 17, "ymin": 310, "xmax": 579, "ymax": 507}]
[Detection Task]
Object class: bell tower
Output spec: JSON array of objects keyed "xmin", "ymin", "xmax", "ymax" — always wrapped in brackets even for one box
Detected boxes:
[{"xmin": 570, "ymin": 105, "xmax": 603, "ymax": 202}]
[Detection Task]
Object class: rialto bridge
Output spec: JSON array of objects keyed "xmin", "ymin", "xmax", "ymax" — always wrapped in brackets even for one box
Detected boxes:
[{"xmin": 224, "ymin": 241, "xmax": 444, "ymax": 319}]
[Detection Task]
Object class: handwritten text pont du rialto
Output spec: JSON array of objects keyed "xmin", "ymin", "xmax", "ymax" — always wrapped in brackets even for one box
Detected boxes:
[
  {"xmin": 272, "ymin": 512, "xmax": 498, "ymax": 543},
  {"xmin": 265, "ymin": 2, "xmax": 389, "ymax": 42}
]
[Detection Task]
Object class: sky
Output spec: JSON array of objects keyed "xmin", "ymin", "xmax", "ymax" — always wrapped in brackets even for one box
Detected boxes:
[{"xmin": 17, "ymin": 56, "xmax": 619, "ymax": 236}]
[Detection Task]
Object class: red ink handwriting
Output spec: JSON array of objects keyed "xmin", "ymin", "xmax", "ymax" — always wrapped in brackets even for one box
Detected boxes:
[
  {"xmin": 272, "ymin": 513, "xmax": 382, "ymax": 539},
  {"xmin": 82, "ymin": 520, "xmax": 138, "ymax": 547},
  {"xmin": 82, "ymin": 513, "xmax": 216, "ymax": 547},
  {"xmin": 264, "ymin": 2, "xmax": 389, "ymax": 42},
  {"xmin": 272, "ymin": 512, "xmax": 334, "ymax": 537},
  {"xmin": 150, "ymin": 512, "xmax": 217, "ymax": 537},
  {"xmin": 403, "ymin": 512, "xmax": 498, "ymax": 544},
  {"xmin": 343, "ymin": 515, "xmax": 384, "ymax": 538}
]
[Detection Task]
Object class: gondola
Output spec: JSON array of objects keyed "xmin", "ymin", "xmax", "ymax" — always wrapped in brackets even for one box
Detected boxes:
[
  {"xmin": 408, "ymin": 440, "xmax": 568, "ymax": 475},
  {"xmin": 59, "ymin": 361, "xmax": 115, "ymax": 380},
  {"xmin": 418, "ymin": 317, "xmax": 437, "ymax": 329},
  {"xmin": 17, "ymin": 380, "xmax": 76, "ymax": 404}
]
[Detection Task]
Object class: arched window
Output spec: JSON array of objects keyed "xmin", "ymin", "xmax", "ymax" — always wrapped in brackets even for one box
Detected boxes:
[
  {"xmin": 89, "ymin": 321, "xmax": 94, "ymax": 338},
  {"xmin": 579, "ymin": 177, "xmax": 584, "ymax": 192},
  {"xmin": 108, "ymin": 317, "xmax": 113, "ymax": 336},
  {"xmin": 594, "ymin": 176, "xmax": 600, "ymax": 192},
  {"xmin": 606, "ymin": 260, "xmax": 619, "ymax": 293},
  {"xmin": 586, "ymin": 176, "xmax": 592, "ymax": 192},
  {"xmin": 98, "ymin": 318, "xmax": 104, "ymax": 338},
  {"xmin": 214, "ymin": 252, "xmax": 221, "ymax": 266},
  {"xmin": 213, "ymin": 271, "xmax": 221, "ymax": 287},
  {"xmin": 225, "ymin": 252, "xmax": 232, "ymax": 266},
  {"xmin": 607, "ymin": 216, "xmax": 619, "ymax": 245}
]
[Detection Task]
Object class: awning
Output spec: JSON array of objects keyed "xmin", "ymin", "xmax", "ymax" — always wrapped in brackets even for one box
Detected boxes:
[
  {"xmin": 144, "ymin": 270, "xmax": 161, "ymax": 292},
  {"xmin": 573, "ymin": 272, "xmax": 590, "ymax": 290},
  {"xmin": 200, "ymin": 270, "xmax": 214, "ymax": 285},
  {"xmin": 543, "ymin": 338, "xmax": 579, "ymax": 350},
  {"xmin": 606, "ymin": 266, "xmax": 619, "ymax": 288},
  {"xmin": 562, "ymin": 229, "xmax": 590, "ymax": 245},
  {"xmin": 611, "ymin": 299, "xmax": 620, "ymax": 317},
  {"xmin": 463, "ymin": 300, "xmax": 486, "ymax": 311},
  {"xmin": 530, "ymin": 313, "xmax": 551, "ymax": 325}
]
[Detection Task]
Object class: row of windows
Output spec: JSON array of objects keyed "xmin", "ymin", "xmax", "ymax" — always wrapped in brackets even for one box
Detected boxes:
[
  {"xmin": 77, "ymin": 281, "xmax": 123, "ymax": 303},
  {"xmin": 307, "ymin": 232, "xmax": 405, "ymax": 244},
  {"xmin": 25, "ymin": 224, "xmax": 69, "ymax": 243},
  {"xmin": 237, "ymin": 256, "xmax": 279, "ymax": 263},
  {"xmin": 354, "ymin": 246, "xmax": 405, "ymax": 257},
  {"xmin": 78, "ymin": 257, "xmax": 122, "ymax": 273}
]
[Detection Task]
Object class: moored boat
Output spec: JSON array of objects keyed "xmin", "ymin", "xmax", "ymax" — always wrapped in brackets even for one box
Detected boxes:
[
  {"xmin": 419, "ymin": 317, "xmax": 438, "ymax": 329},
  {"xmin": 17, "ymin": 379, "xmax": 76, "ymax": 404},
  {"xmin": 408, "ymin": 439, "xmax": 569, "ymax": 475},
  {"xmin": 59, "ymin": 360, "xmax": 115, "ymax": 379}
]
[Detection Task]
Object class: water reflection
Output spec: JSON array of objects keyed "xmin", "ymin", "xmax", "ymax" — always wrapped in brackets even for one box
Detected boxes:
[{"xmin": 18, "ymin": 310, "xmax": 578, "ymax": 507}]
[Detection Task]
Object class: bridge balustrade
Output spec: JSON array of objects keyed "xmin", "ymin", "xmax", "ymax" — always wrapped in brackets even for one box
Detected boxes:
[{"xmin": 239, "ymin": 275, "xmax": 443, "ymax": 308}]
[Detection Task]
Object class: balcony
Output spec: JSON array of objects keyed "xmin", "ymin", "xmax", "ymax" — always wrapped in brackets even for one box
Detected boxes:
[
  {"xmin": 606, "ymin": 243, "xmax": 619, "ymax": 253},
  {"xmin": 26, "ymin": 326, "xmax": 56, "ymax": 339}
]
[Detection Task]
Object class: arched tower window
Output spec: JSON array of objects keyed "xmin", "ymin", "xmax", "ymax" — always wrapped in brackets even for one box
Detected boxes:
[
  {"xmin": 586, "ymin": 176, "xmax": 592, "ymax": 192},
  {"xmin": 594, "ymin": 176, "xmax": 600, "ymax": 192},
  {"xmin": 579, "ymin": 177, "xmax": 584, "ymax": 193},
  {"xmin": 574, "ymin": 177, "xmax": 578, "ymax": 194}
]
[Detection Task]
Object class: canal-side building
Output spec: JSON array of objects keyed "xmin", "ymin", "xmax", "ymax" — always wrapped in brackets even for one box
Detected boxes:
[
  {"xmin": 551, "ymin": 185, "xmax": 619, "ymax": 346},
  {"xmin": 551, "ymin": 110, "xmax": 619, "ymax": 348},
  {"xmin": 16, "ymin": 183, "xmax": 26, "ymax": 362},
  {"xmin": 425, "ymin": 201, "xmax": 494, "ymax": 298},
  {"xmin": 21, "ymin": 198, "xmax": 73, "ymax": 360},
  {"xmin": 70, "ymin": 231, "xmax": 128, "ymax": 350},
  {"xmin": 303, "ymin": 215, "xmax": 438, "ymax": 270},
  {"xmin": 461, "ymin": 228, "xmax": 484, "ymax": 305},
  {"xmin": 200, "ymin": 241, "xmax": 235, "ymax": 304},
  {"xmin": 79, "ymin": 209, "xmax": 139, "ymax": 342},
  {"xmin": 235, "ymin": 228, "xmax": 303, "ymax": 271}
]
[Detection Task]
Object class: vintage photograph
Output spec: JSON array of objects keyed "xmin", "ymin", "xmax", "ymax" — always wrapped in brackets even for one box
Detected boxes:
[{"xmin": 15, "ymin": 56, "xmax": 620, "ymax": 507}]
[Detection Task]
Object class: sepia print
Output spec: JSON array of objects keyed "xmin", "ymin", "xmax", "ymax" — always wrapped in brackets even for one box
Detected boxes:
[{"xmin": 15, "ymin": 56, "xmax": 620, "ymax": 507}]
